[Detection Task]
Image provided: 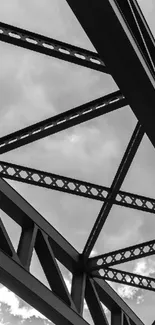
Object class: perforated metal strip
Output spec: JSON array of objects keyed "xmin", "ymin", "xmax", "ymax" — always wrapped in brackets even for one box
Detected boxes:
[
  {"xmin": 0, "ymin": 91, "xmax": 126, "ymax": 153},
  {"xmin": 88, "ymin": 239, "xmax": 155, "ymax": 270},
  {"xmin": 92, "ymin": 268, "xmax": 155, "ymax": 292},
  {"xmin": 0, "ymin": 21, "xmax": 107, "ymax": 73}
]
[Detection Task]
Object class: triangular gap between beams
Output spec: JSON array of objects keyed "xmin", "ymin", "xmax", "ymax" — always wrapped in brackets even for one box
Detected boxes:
[
  {"xmin": 0, "ymin": 210, "xmax": 22, "ymax": 252},
  {"xmin": 30, "ymin": 249, "xmax": 51, "ymax": 290},
  {"xmin": 56, "ymin": 259, "xmax": 73, "ymax": 294}
]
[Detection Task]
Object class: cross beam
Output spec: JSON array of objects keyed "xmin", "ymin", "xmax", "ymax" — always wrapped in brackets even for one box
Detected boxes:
[
  {"xmin": 92, "ymin": 267, "xmax": 155, "ymax": 292},
  {"xmin": 1, "ymin": 160, "xmax": 155, "ymax": 215},
  {"xmin": 0, "ymin": 90, "xmax": 126, "ymax": 153},
  {"xmin": 0, "ymin": 21, "xmax": 107, "ymax": 73},
  {"xmin": 83, "ymin": 122, "xmax": 144, "ymax": 257},
  {"xmin": 88, "ymin": 239, "xmax": 155, "ymax": 269}
]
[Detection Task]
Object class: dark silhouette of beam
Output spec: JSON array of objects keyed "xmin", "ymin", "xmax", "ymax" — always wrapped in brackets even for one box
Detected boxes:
[
  {"xmin": 92, "ymin": 267, "xmax": 155, "ymax": 292},
  {"xmin": 88, "ymin": 239, "xmax": 155, "ymax": 269},
  {"xmin": 0, "ymin": 21, "xmax": 108, "ymax": 73},
  {"xmin": 83, "ymin": 122, "xmax": 144, "ymax": 257},
  {"xmin": 1, "ymin": 160, "xmax": 155, "ymax": 215},
  {"xmin": 93, "ymin": 278, "xmax": 144, "ymax": 325},
  {"xmin": 66, "ymin": 0, "xmax": 155, "ymax": 148},
  {"xmin": 0, "ymin": 91, "xmax": 126, "ymax": 153}
]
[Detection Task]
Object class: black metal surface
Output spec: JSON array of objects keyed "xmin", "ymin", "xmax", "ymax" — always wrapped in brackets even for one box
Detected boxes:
[
  {"xmin": 0, "ymin": 22, "xmax": 108, "ymax": 73},
  {"xmin": 0, "ymin": 0, "xmax": 155, "ymax": 323},
  {"xmin": 0, "ymin": 251, "xmax": 88, "ymax": 325},
  {"xmin": 83, "ymin": 123, "xmax": 144, "ymax": 257},
  {"xmin": 0, "ymin": 178, "xmax": 144, "ymax": 325},
  {"xmin": 94, "ymin": 278, "xmax": 143, "ymax": 325},
  {"xmin": 66, "ymin": 0, "xmax": 155, "ymax": 148},
  {"xmin": 85, "ymin": 277, "xmax": 109, "ymax": 325},
  {"xmin": 0, "ymin": 91, "xmax": 126, "ymax": 154},
  {"xmin": 88, "ymin": 239, "xmax": 155, "ymax": 270},
  {"xmin": 1, "ymin": 160, "xmax": 155, "ymax": 215},
  {"xmin": 0, "ymin": 178, "xmax": 79, "ymax": 272},
  {"xmin": 116, "ymin": 0, "xmax": 155, "ymax": 73},
  {"xmin": 92, "ymin": 267, "xmax": 155, "ymax": 292},
  {"xmin": 71, "ymin": 272, "xmax": 86, "ymax": 315}
]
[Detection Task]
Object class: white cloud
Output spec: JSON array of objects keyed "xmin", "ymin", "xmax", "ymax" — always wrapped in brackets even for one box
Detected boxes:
[
  {"xmin": 116, "ymin": 258, "xmax": 155, "ymax": 303},
  {"xmin": 117, "ymin": 284, "xmax": 138, "ymax": 300},
  {"xmin": 134, "ymin": 258, "xmax": 155, "ymax": 277},
  {"xmin": 0, "ymin": 286, "xmax": 47, "ymax": 320}
]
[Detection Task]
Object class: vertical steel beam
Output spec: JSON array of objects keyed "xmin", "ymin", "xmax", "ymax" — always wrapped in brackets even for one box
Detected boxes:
[
  {"xmin": 71, "ymin": 271, "xmax": 86, "ymax": 315},
  {"xmin": 17, "ymin": 224, "xmax": 38, "ymax": 270},
  {"xmin": 111, "ymin": 309, "xmax": 123, "ymax": 325},
  {"xmin": 35, "ymin": 230, "xmax": 76, "ymax": 309}
]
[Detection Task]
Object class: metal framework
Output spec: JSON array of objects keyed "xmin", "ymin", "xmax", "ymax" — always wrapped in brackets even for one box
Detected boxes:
[{"xmin": 0, "ymin": 0, "xmax": 155, "ymax": 324}]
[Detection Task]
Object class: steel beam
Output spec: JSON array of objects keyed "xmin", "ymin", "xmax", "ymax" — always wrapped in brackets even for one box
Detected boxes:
[
  {"xmin": 85, "ymin": 277, "xmax": 109, "ymax": 325},
  {"xmin": 1, "ymin": 160, "xmax": 155, "ymax": 217},
  {"xmin": 71, "ymin": 272, "xmax": 86, "ymax": 315},
  {"xmin": 111, "ymin": 309, "xmax": 123, "ymax": 325},
  {"xmin": 1, "ymin": 160, "xmax": 155, "ymax": 215},
  {"xmin": 66, "ymin": 0, "xmax": 155, "ymax": 148},
  {"xmin": 0, "ymin": 91, "xmax": 126, "ymax": 154},
  {"xmin": 0, "ymin": 178, "xmax": 79, "ymax": 272},
  {"xmin": 92, "ymin": 267, "xmax": 155, "ymax": 292},
  {"xmin": 115, "ymin": 0, "xmax": 155, "ymax": 73},
  {"xmin": 93, "ymin": 278, "xmax": 144, "ymax": 325},
  {"xmin": 0, "ymin": 21, "xmax": 107, "ymax": 73},
  {"xmin": 88, "ymin": 239, "xmax": 155, "ymax": 270},
  {"xmin": 17, "ymin": 223, "xmax": 38, "ymax": 270},
  {"xmin": 83, "ymin": 122, "xmax": 144, "ymax": 257},
  {"xmin": 0, "ymin": 250, "xmax": 89, "ymax": 325}
]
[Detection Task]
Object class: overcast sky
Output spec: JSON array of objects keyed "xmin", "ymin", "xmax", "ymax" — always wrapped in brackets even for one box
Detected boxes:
[{"xmin": 0, "ymin": 0, "xmax": 155, "ymax": 324}]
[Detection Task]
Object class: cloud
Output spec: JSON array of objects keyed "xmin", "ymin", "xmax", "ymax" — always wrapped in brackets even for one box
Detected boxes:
[
  {"xmin": 117, "ymin": 284, "xmax": 139, "ymax": 300},
  {"xmin": 116, "ymin": 258, "xmax": 155, "ymax": 304},
  {"xmin": 134, "ymin": 258, "xmax": 155, "ymax": 277},
  {"xmin": 0, "ymin": 286, "xmax": 48, "ymax": 320}
]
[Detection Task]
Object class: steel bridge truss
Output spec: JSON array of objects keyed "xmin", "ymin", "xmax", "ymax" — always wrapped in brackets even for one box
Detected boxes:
[{"xmin": 0, "ymin": 0, "xmax": 155, "ymax": 324}]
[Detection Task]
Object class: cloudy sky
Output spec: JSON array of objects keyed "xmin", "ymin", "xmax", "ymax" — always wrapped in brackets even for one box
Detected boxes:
[{"xmin": 0, "ymin": 0, "xmax": 155, "ymax": 324}]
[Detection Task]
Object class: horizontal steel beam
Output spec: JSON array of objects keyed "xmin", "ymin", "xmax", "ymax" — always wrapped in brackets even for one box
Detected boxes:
[
  {"xmin": 92, "ymin": 267, "xmax": 155, "ymax": 292},
  {"xmin": 88, "ymin": 239, "xmax": 155, "ymax": 270},
  {"xmin": 66, "ymin": 0, "xmax": 155, "ymax": 149},
  {"xmin": 0, "ymin": 21, "xmax": 107, "ymax": 73},
  {"xmin": 0, "ymin": 178, "xmax": 79, "ymax": 272},
  {"xmin": 0, "ymin": 250, "xmax": 89, "ymax": 325},
  {"xmin": 0, "ymin": 91, "xmax": 126, "ymax": 154},
  {"xmin": 93, "ymin": 278, "xmax": 144, "ymax": 325},
  {"xmin": 1, "ymin": 160, "xmax": 155, "ymax": 215}
]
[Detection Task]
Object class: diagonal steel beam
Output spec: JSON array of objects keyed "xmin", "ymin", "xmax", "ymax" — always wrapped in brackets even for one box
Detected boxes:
[
  {"xmin": 0, "ymin": 21, "xmax": 107, "ymax": 73},
  {"xmin": 83, "ymin": 122, "xmax": 144, "ymax": 257},
  {"xmin": 92, "ymin": 267, "xmax": 155, "ymax": 292},
  {"xmin": 0, "ymin": 178, "xmax": 79, "ymax": 272},
  {"xmin": 93, "ymin": 278, "xmax": 144, "ymax": 325},
  {"xmin": 0, "ymin": 91, "xmax": 126, "ymax": 154},
  {"xmin": 88, "ymin": 239, "xmax": 155, "ymax": 270},
  {"xmin": 66, "ymin": 0, "xmax": 155, "ymax": 149},
  {"xmin": 0, "ymin": 250, "xmax": 88, "ymax": 325},
  {"xmin": 1, "ymin": 160, "xmax": 155, "ymax": 215},
  {"xmin": 115, "ymin": 0, "xmax": 155, "ymax": 73}
]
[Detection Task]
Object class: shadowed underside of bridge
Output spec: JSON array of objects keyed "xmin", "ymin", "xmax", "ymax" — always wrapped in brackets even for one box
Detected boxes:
[{"xmin": 0, "ymin": 0, "xmax": 155, "ymax": 324}]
